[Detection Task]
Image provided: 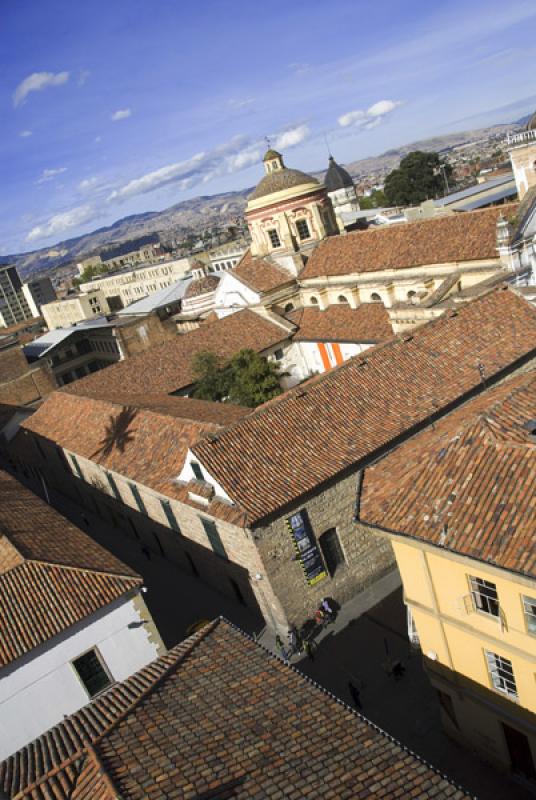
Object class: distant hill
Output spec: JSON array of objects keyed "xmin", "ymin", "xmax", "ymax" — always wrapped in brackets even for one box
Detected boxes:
[{"xmin": 3, "ymin": 120, "xmax": 521, "ymax": 278}]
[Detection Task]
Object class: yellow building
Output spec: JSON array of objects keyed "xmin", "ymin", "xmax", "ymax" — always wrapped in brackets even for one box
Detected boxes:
[{"xmin": 359, "ymin": 369, "xmax": 536, "ymax": 788}]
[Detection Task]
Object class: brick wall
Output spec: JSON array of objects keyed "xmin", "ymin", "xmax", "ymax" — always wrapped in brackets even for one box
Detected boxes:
[
  {"xmin": 115, "ymin": 314, "xmax": 177, "ymax": 358},
  {"xmin": 257, "ymin": 471, "xmax": 395, "ymax": 626},
  {"xmin": 0, "ymin": 349, "xmax": 56, "ymax": 405}
]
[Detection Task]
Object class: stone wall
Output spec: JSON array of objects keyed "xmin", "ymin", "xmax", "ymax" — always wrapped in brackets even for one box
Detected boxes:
[
  {"xmin": 0, "ymin": 348, "xmax": 56, "ymax": 405},
  {"xmin": 256, "ymin": 471, "xmax": 395, "ymax": 627}
]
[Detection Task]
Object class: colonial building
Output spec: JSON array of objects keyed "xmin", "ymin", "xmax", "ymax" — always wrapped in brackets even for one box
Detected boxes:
[
  {"xmin": 507, "ymin": 111, "xmax": 536, "ymax": 201},
  {"xmin": 212, "ymin": 250, "xmax": 298, "ymax": 318},
  {"xmin": 298, "ymin": 204, "xmax": 518, "ymax": 317},
  {"xmin": 12, "ymin": 289, "xmax": 536, "ymax": 634},
  {"xmin": 245, "ymin": 148, "xmax": 338, "ymax": 269},
  {"xmin": 359, "ymin": 370, "xmax": 536, "ymax": 785},
  {"xmin": 0, "ymin": 619, "xmax": 473, "ymax": 800},
  {"xmin": 0, "ymin": 468, "xmax": 164, "ymax": 759},
  {"xmin": 324, "ymin": 154, "xmax": 360, "ymax": 231}
]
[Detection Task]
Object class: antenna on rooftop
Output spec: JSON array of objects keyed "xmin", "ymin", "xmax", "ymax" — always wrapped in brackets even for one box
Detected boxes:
[
  {"xmin": 264, "ymin": 135, "xmax": 272, "ymax": 149},
  {"xmin": 324, "ymin": 133, "xmax": 332, "ymax": 157}
]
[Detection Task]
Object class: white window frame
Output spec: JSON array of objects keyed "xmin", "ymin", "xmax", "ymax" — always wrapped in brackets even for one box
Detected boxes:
[
  {"xmin": 469, "ymin": 575, "xmax": 499, "ymax": 617},
  {"xmin": 485, "ymin": 650, "xmax": 518, "ymax": 699},
  {"xmin": 522, "ymin": 595, "xmax": 536, "ymax": 635},
  {"xmin": 71, "ymin": 646, "xmax": 113, "ymax": 699}
]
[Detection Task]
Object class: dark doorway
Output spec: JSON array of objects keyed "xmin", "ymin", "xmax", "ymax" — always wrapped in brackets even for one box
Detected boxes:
[
  {"xmin": 319, "ymin": 528, "xmax": 345, "ymax": 576},
  {"xmin": 229, "ymin": 578, "xmax": 246, "ymax": 606},
  {"xmin": 185, "ymin": 552, "xmax": 199, "ymax": 577},
  {"xmin": 502, "ymin": 722, "xmax": 536, "ymax": 779}
]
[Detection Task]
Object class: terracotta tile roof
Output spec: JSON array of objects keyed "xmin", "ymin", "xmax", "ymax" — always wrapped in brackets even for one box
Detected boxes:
[
  {"xmin": 20, "ymin": 393, "xmax": 249, "ymax": 506},
  {"xmin": 231, "ymin": 249, "xmax": 295, "ymax": 293},
  {"xmin": 65, "ymin": 309, "xmax": 290, "ymax": 399},
  {"xmin": 300, "ymin": 204, "xmax": 518, "ymax": 279},
  {"xmin": 360, "ymin": 370, "xmax": 536, "ymax": 579},
  {"xmin": 0, "ymin": 619, "xmax": 473, "ymax": 800},
  {"xmin": 183, "ymin": 274, "xmax": 220, "ymax": 298},
  {"xmin": 192, "ymin": 288, "xmax": 536, "ymax": 525},
  {"xmin": 0, "ymin": 469, "xmax": 140, "ymax": 668},
  {"xmin": 292, "ymin": 303, "xmax": 393, "ymax": 343}
]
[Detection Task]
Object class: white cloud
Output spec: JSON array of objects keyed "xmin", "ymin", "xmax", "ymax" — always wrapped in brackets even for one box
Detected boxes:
[
  {"xmin": 78, "ymin": 69, "xmax": 91, "ymax": 86},
  {"xmin": 26, "ymin": 204, "xmax": 98, "ymax": 242},
  {"xmin": 337, "ymin": 110, "xmax": 366, "ymax": 127},
  {"xmin": 367, "ymin": 99, "xmax": 402, "ymax": 117},
  {"xmin": 273, "ymin": 124, "xmax": 310, "ymax": 149},
  {"xmin": 111, "ymin": 108, "xmax": 132, "ymax": 121},
  {"xmin": 95, "ymin": 135, "xmax": 102, "ymax": 143},
  {"xmin": 13, "ymin": 71, "xmax": 69, "ymax": 107},
  {"xmin": 289, "ymin": 62, "xmax": 311, "ymax": 76},
  {"xmin": 228, "ymin": 97, "xmax": 255, "ymax": 110},
  {"xmin": 19, "ymin": 130, "xmax": 33, "ymax": 138},
  {"xmin": 37, "ymin": 167, "xmax": 67, "ymax": 184},
  {"xmin": 78, "ymin": 176, "xmax": 101, "ymax": 192},
  {"xmin": 338, "ymin": 99, "xmax": 402, "ymax": 128}
]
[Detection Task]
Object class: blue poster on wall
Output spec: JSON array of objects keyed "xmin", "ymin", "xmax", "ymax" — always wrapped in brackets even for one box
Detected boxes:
[{"xmin": 286, "ymin": 509, "xmax": 327, "ymax": 586}]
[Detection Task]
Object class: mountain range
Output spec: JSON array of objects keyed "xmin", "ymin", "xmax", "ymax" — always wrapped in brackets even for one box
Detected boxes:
[{"xmin": 4, "ymin": 120, "xmax": 521, "ymax": 278}]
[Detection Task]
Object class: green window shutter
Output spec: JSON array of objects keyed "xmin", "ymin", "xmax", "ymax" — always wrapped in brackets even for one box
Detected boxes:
[
  {"xmin": 70, "ymin": 454, "xmax": 83, "ymax": 479},
  {"xmin": 201, "ymin": 517, "xmax": 227, "ymax": 559},
  {"xmin": 129, "ymin": 483, "xmax": 147, "ymax": 515},
  {"xmin": 106, "ymin": 472, "xmax": 120, "ymax": 500},
  {"xmin": 161, "ymin": 499, "xmax": 181, "ymax": 534}
]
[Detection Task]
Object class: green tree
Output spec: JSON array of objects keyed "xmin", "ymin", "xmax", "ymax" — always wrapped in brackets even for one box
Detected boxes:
[
  {"xmin": 384, "ymin": 151, "xmax": 453, "ymax": 206},
  {"xmin": 192, "ymin": 348, "xmax": 283, "ymax": 407},
  {"xmin": 226, "ymin": 349, "xmax": 283, "ymax": 407},
  {"xmin": 191, "ymin": 351, "xmax": 231, "ymax": 402},
  {"xmin": 358, "ymin": 189, "xmax": 386, "ymax": 209}
]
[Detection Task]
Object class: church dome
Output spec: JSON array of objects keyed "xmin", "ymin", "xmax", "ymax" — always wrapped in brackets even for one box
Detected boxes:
[
  {"xmin": 263, "ymin": 148, "xmax": 282, "ymax": 162},
  {"xmin": 324, "ymin": 156, "xmax": 354, "ymax": 192},
  {"xmin": 249, "ymin": 168, "xmax": 319, "ymax": 200},
  {"xmin": 527, "ymin": 111, "xmax": 536, "ymax": 131}
]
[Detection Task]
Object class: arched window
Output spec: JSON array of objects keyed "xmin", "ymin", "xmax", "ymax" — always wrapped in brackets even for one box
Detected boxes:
[
  {"xmin": 319, "ymin": 528, "xmax": 345, "ymax": 576},
  {"xmin": 284, "ymin": 303, "xmax": 294, "ymax": 313},
  {"xmin": 310, "ymin": 296, "xmax": 319, "ymax": 305},
  {"xmin": 370, "ymin": 293, "xmax": 381, "ymax": 303},
  {"xmin": 338, "ymin": 295, "xmax": 349, "ymax": 304}
]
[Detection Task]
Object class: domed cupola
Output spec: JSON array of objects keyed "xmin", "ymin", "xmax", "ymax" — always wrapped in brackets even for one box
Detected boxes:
[
  {"xmin": 324, "ymin": 155, "xmax": 354, "ymax": 192},
  {"xmin": 323, "ymin": 154, "xmax": 360, "ymax": 231},
  {"xmin": 245, "ymin": 148, "xmax": 338, "ymax": 263}
]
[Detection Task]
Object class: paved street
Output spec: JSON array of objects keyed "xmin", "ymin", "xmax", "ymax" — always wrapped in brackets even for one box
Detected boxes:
[{"xmin": 31, "ymin": 479, "xmax": 533, "ymax": 800}]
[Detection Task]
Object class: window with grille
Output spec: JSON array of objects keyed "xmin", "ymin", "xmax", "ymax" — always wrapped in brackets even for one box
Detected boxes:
[
  {"xmin": 319, "ymin": 528, "xmax": 345, "ymax": 576},
  {"xmin": 191, "ymin": 461, "xmax": 204, "ymax": 481},
  {"xmin": 523, "ymin": 596, "xmax": 536, "ymax": 634},
  {"xmin": 72, "ymin": 648, "xmax": 112, "ymax": 698},
  {"xmin": 129, "ymin": 483, "xmax": 147, "ymax": 515},
  {"xmin": 485, "ymin": 651, "xmax": 518, "ymax": 699},
  {"xmin": 201, "ymin": 517, "xmax": 227, "ymax": 559},
  {"xmin": 268, "ymin": 229, "xmax": 281, "ymax": 248},
  {"xmin": 161, "ymin": 498, "xmax": 181, "ymax": 534},
  {"xmin": 469, "ymin": 576, "xmax": 499, "ymax": 617},
  {"xmin": 296, "ymin": 219, "xmax": 310, "ymax": 240},
  {"xmin": 106, "ymin": 472, "xmax": 120, "ymax": 500},
  {"xmin": 69, "ymin": 453, "xmax": 83, "ymax": 479}
]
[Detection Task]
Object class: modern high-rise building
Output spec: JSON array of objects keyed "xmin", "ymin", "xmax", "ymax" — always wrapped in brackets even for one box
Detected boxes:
[{"xmin": 0, "ymin": 265, "xmax": 55, "ymax": 327}]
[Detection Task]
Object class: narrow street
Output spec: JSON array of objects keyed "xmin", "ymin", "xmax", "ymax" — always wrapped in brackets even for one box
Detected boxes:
[{"xmin": 33, "ymin": 478, "xmax": 533, "ymax": 800}]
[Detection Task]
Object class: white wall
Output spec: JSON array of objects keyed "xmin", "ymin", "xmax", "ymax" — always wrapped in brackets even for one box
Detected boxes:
[
  {"xmin": 213, "ymin": 272, "xmax": 261, "ymax": 318},
  {"xmin": 296, "ymin": 340, "xmax": 371, "ymax": 374},
  {"xmin": 0, "ymin": 593, "xmax": 161, "ymax": 759}
]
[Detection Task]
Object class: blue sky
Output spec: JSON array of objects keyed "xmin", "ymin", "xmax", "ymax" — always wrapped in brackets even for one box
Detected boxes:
[{"xmin": 2, "ymin": 0, "xmax": 536, "ymax": 254}]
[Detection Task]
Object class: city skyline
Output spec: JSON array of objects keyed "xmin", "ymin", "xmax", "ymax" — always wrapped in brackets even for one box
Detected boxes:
[{"xmin": 2, "ymin": 0, "xmax": 536, "ymax": 254}]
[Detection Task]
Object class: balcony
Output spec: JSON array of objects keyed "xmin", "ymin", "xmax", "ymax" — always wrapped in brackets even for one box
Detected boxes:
[{"xmin": 506, "ymin": 129, "xmax": 536, "ymax": 147}]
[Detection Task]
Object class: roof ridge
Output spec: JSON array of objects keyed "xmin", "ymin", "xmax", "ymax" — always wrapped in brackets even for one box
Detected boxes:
[
  {"xmin": 12, "ymin": 620, "xmax": 221, "ymax": 799},
  {"xmin": 21, "ymin": 559, "xmax": 142, "ymax": 584},
  {"xmin": 219, "ymin": 617, "xmax": 476, "ymax": 799}
]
